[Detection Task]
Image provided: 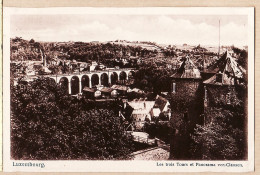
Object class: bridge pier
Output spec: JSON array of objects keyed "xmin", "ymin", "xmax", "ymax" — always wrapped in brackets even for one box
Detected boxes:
[
  {"xmin": 108, "ymin": 73, "xmax": 111, "ymax": 84},
  {"xmin": 98, "ymin": 74, "xmax": 101, "ymax": 86},
  {"xmin": 79, "ymin": 80, "xmax": 82, "ymax": 93},
  {"xmin": 68, "ymin": 81, "xmax": 71, "ymax": 94},
  {"xmin": 89, "ymin": 79, "xmax": 92, "ymax": 88}
]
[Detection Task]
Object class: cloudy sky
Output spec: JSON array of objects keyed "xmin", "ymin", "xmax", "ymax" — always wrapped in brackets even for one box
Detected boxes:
[{"xmin": 11, "ymin": 14, "xmax": 248, "ymax": 47}]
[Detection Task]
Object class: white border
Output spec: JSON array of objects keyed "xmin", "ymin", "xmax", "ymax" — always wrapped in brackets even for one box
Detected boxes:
[{"xmin": 3, "ymin": 7, "xmax": 255, "ymax": 172}]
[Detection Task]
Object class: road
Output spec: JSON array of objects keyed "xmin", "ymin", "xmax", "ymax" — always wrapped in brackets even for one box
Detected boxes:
[{"xmin": 128, "ymin": 131, "xmax": 170, "ymax": 160}]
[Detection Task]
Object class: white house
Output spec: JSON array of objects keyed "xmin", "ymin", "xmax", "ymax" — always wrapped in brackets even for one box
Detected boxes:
[{"xmin": 126, "ymin": 95, "xmax": 171, "ymax": 130}]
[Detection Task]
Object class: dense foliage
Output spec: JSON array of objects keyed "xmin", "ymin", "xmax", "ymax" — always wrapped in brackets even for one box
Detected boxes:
[
  {"xmin": 11, "ymin": 77, "xmax": 133, "ymax": 160},
  {"xmin": 134, "ymin": 61, "xmax": 175, "ymax": 93},
  {"xmin": 144, "ymin": 122, "xmax": 172, "ymax": 143},
  {"xmin": 190, "ymin": 107, "xmax": 246, "ymax": 160},
  {"xmin": 232, "ymin": 46, "xmax": 248, "ymax": 69}
]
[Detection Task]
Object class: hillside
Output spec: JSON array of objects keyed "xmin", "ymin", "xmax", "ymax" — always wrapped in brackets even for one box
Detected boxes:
[
  {"xmin": 10, "ymin": 37, "xmax": 160, "ymax": 64},
  {"xmin": 10, "ymin": 37, "xmax": 247, "ymax": 74}
]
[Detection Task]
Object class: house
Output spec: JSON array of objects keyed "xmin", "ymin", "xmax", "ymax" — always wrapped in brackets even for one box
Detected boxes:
[
  {"xmin": 78, "ymin": 62, "xmax": 88, "ymax": 71},
  {"xmin": 95, "ymin": 85, "xmax": 104, "ymax": 91},
  {"xmin": 111, "ymin": 85, "xmax": 129, "ymax": 96},
  {"xmin": 124, "ymin": 95, "xmax": 171, "ymax": 130},
  {"xmin": 90, "ymin": 61, "xmax": 98, "ymax": 71},
  {"xmin": 127, "ymin": 99, "xmax": 155, "ymax": 130},
  {"xmin": 100, "ymin": 87, "xmax": 118, "ymax": 98},
  {"xmin": 192, "ymin": 45, "xmax": 208, "ymax": 53},
  {"xmin": 121, "ymin": 58, "xmax": 129, "ymax": 65},
  {"xmin": 154, "ymin": 95, "xmax": 170, "ymax": 112},
  {"xmin": 94, "ymin": 90, "xmax": 102, "ymax": 98},
  {"xmin": 98, "ymin": 64, "xmax": 106, "ymax": 70},
  {"xmin": 126, "ymin": 88, "xmax": 145, "ymax": 100},
  {"xmin": 82, "ymin": 87, "xmax": 96, "ymax": 99},
  {"xmin": 127, "ymin": 88, "xmax": 145, "ymax": 94},
  {"xmin": 153, "ymin": 95, "xmax": 171, "ymax": 120},
  {"xmin": 151, "ymin": 108, "xmax": 161, "ymax": 118}
]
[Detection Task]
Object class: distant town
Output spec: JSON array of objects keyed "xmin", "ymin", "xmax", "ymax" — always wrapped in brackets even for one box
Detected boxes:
[{"xmin": 10, "ymin": 37, "xmax": 248, "ymax": 160}]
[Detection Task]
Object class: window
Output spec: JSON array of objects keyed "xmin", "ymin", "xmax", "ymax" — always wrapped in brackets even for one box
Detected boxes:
[{"xmin": 172, "ymin": 83, "xmax": 176, "ymax": 93}]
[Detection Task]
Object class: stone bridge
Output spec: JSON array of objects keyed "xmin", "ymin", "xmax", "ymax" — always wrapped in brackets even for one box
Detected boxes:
[{"xmin": 25, "ymin": 68, "xmax": 136, "ymax": 95}]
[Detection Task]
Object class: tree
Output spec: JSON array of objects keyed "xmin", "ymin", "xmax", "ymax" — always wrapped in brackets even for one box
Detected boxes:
[
  {"xmin": 190, "ymin": 109, "xmax": 246, "ymax": 160},
  {"xmin": 11, "ymin": 77, "xmax": 71, "ymax": 159},
  {"xmin": 73, "ymin": 109, "xmax": 134, "ymax": 159},
  {"xmin": 29, "ymin": 39, "xmax": 35, "ymax": 44},
  {"xmin": 33, "ymin": 42, "xmax": 41, "ymax": 49},
  {"xmin": 134, "ymin": 61, "xmax": 174, "ymax": 93},
  {"xmin": 11, "ymin": 46, "xmax": 18, "ymax": 51},
  {"xmin": 11, "ymin": 77, "xmax": 133, "ymax": 160},
  {"xmin": 232, "ymin": 47, "xmax": 248, "ymax": 70}
]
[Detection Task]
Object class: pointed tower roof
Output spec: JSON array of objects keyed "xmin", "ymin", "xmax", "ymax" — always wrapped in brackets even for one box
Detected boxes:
[
  {"xmin": 171, "ymin": 56, "xmax": 201, "ymax": 79},
  {"xmin": 204, "ymin": 51, "xmax": 245, "ymax": 76},
  {"xmin": 203, "ymin": 51, "xmax": 246, "ymax": 85}
]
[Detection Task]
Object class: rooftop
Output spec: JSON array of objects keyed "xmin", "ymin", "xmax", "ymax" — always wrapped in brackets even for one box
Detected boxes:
[
  {"xmin": 203, "ymin": 51, "xmax": 246, "ymax": 85},
  {"xmin": 171, "ymin": 56, "xmax": 201, "ymax": 79}
]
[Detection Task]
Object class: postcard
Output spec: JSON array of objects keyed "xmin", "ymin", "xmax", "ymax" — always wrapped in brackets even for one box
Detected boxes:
[{"xmin": 2, "ymin": 7, "xmax": 254, "ymax": 172}]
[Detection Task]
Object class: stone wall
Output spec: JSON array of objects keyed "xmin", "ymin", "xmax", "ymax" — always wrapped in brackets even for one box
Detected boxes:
[
  {"xmin": 172, "ymin": 78, "xmax": 201, "ymax": 96},
  {"xmin": 171, "ymin": 78, "xmax": 204, "ymax": 124}
]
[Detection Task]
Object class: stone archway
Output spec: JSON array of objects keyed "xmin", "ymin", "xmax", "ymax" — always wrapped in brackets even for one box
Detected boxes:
[
  {"xmin": 59, "ymin": 77, "xmax": 69, "ymax": 94},
  {"xmin": 101, "ymin": 73, "xmax": 109, "ymax": 86},
  {"xmin": 119, "ymin": 71, "xmax": 127, "ymax": 80},
  {"xmin": 81, "ymin": 75, "xmax": 90, "ymax": 90},
  {"xmin": 91, "ymin": 74, "xmax": 99, "ymax": 87},
  {"xmin": 71, "ymin": 76, "xmax": 79, "ymax": 95},
  {"xmin": 110, "ymin": 72, "xmax": 118, "ymax": 85},
  {"xmin": 119, "ymin": 71, "xmax": 127, "ymax": 84}
]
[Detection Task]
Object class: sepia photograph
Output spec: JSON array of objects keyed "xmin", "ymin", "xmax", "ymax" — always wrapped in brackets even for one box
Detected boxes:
[{"xmin": 3, "ymin": 7, "xmax": 254, "ymax": 172}]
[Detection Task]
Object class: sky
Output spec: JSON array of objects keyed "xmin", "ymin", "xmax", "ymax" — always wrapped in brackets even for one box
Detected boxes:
[{"xmin": 10, "ymin": 14, "xmax": 248, "ymax": 47}]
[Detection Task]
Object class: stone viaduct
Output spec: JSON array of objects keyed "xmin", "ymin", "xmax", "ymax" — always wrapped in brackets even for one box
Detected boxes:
[{"xmin": 25, "ymin": 68, "xmax": 136, "ymax": 95}]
